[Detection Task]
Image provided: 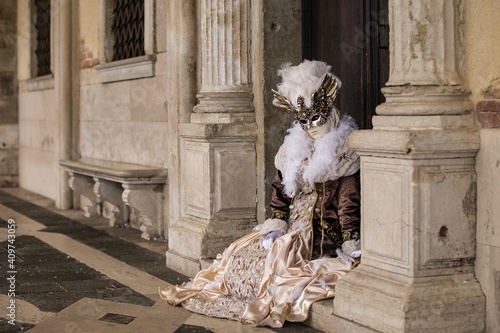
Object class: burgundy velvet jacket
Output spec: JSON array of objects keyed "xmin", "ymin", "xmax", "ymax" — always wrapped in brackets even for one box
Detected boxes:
[{"xmin": 270, "ymin": 169, "xmax": 361, "ymax": 258}]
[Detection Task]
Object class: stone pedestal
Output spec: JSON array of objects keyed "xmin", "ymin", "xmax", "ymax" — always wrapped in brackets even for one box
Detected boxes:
[
  {"xmin": 166, "ymin": 0, "xmax": 257, "ymax": 276},
  {"xmin": 333, "ymin": 1, "xmax": 486, "ymax": 332},
  {"xmin": 166, "ymin": 122, "xmax": 257, "ymax": 276}
]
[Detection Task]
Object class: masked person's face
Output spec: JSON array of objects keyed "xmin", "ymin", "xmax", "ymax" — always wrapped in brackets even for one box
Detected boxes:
[{"xmin": 306, "ymin": 121, "xmax": 330, "ymax": 140}]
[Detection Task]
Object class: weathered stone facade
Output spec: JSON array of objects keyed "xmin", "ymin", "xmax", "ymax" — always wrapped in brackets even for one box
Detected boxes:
[
  {"xmin": 14, "ymin": 0, "xmax": 500, "ymax": 331},
  {"xmin": 0, "ymin": 1, "xmax": 18, "ymax": 188}
]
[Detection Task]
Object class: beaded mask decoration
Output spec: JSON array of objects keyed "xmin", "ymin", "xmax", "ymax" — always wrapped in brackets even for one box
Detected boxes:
[{"xmin": 272, "ymin": 73, "xmax": 340, "ymax": 130}]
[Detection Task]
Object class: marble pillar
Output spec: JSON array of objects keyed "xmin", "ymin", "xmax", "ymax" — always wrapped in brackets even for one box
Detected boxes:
[
  {"xmin": 166, "ymin": 0, "xmax": 257, "ymax": 276},
  {"xmin": 333, "ymin": 1, "xmax": 486, "ymax": 332}
]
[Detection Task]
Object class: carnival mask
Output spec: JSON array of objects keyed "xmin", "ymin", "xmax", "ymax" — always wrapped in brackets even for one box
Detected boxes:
[
  {"xmin": 306, "ymin": 120, "xmax": 330, "ymax": 140},
  {"xmin": 272, "ymin": 73, "xmax": 340, "ymax": 131}
]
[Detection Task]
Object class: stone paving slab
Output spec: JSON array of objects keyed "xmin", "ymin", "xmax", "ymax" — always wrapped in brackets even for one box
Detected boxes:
[
  {"xmin": 0, "ymin": 190, "xmax": 188, "ymax": 286},
  {"xmin": 0, "ymin": 235, "xmax": 155, "ymax": 313}
]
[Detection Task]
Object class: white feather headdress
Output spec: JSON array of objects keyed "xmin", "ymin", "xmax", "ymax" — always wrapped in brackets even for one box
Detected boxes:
[
  {"xmin": 275, "ymin": 60, "xmax": 342, "ymax": 108},
  {"xmin": 272, "ymin": 60, "xmax": 358, "ymax": 197}
]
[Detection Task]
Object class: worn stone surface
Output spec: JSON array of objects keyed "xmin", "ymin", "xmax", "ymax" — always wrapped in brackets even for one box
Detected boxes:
[
  {"xmin": 0, "ymin": 1, "xmax": 18, "ymax": 188},
  {"xmin": 0, "ymin": 126, "xmax": 18, "ymax": 187},
  {"xmin": 335, "ymin": 266, "xmax": 485, "ymax": 333},
  {"xmin": 475, "ymin": 130, "xmax": 500, "ymax": 333}
]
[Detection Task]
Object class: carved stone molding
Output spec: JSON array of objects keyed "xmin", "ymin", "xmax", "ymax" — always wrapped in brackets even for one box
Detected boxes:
[{"xmin": 167, "ymin": 0, "xmax": 257, "ymax": 276}]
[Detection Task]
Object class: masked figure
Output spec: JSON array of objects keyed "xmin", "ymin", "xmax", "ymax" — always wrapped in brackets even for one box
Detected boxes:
[{"xmin": 160, "ymin": 60, "xmax": 361, "ymax": 328}]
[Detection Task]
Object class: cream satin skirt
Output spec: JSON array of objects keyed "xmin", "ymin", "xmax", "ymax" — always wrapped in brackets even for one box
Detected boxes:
[{"xmin": 159, "ymin": 227, "xmax": 353, "ymax": 328}]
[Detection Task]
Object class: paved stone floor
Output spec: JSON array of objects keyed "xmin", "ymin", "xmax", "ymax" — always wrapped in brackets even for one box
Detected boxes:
[{"xmin": 0, "ymin": 188, "xmax": 324, "ymax": 333}]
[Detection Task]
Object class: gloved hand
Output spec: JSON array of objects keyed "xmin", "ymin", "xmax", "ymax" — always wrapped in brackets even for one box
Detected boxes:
[
  {"xmin": 262, "ymin": 230, "xmax": 284, "ymax": 250},
  {"xmin": 341, "ymin": 239, "xmax": 361, "ymax": 258}
]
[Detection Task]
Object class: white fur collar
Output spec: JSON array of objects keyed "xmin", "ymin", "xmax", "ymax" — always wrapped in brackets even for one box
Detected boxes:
[{"xmin": 275, "ymin": 115, "xmax": 360, "ymax": 197}]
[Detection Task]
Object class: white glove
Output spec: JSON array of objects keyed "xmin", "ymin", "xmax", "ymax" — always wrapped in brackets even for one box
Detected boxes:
[
  {"xmin": 261, "ymin": 230, "xmax": 284, "ymax": 250},
  {"xmin": 341, "ymin": 239, "xmax": 361, "ymax": 258},
  {"xmin": 258, "ymin": 218, "xmax": 288, "ymax": 236}
]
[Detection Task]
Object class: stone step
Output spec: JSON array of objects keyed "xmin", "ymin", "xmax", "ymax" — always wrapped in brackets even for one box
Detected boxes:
[
  {"xmin": 304, "ymin": 299, "xmax": 334, "ymax": 332},
  {"xmin": 304, "ymin": 299, "xmax": 375, "ymax": 333}
]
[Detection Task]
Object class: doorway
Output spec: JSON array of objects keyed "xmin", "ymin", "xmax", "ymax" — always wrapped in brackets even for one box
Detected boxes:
[{"xmin": 303, "ymin": 0, "xmax": 389, "ymax": 129}]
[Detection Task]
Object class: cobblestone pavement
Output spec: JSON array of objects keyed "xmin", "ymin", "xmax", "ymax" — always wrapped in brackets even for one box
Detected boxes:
[{"xmin": 0, "ymin": 188, "xmax": 324, "ymax": 333}]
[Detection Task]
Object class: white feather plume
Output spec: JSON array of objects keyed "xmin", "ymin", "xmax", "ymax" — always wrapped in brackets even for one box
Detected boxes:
[
  {"xmin": 275, "ymin": 115, "xmax": 358, "ymax": 197},
  {"xmin": 276, "ymin": 60, "xmax": 342, "ymax": 108}
]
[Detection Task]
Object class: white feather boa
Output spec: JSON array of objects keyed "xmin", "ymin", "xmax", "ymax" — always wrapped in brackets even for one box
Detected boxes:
[{"xmin": 275, "ymin": 115, "xmax": 360, "ymax": 197}]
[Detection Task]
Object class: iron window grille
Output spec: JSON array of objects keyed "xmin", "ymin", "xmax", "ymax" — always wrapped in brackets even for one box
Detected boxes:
[
  {"xmin": 112, "ymin": 0, "xmax": 145, "ymax": 61},
  {"xmin": 34, "ymin": 0, "xmax": 51, "ymax": 76}
]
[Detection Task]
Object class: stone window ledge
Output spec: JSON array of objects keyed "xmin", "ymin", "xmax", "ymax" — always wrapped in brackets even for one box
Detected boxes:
[
  {"xmin": 26, "ymin": 74, "xmax": 54, "ymax": 92},
  {"xmin": 95, "ymin": 54, "xmax": 156, "ymax": 84}
]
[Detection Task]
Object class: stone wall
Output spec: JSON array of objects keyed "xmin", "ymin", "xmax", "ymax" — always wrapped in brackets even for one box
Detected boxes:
[
  {"xmin": 462, "ymin": 1, "xmax": 500, "ymax": 331},
  {"xmin": 16, "ymin": 1, "xmax": 71, "ymax": 204},
  {"xmin": 78, "ymin": 70, "xmax": 169, "ymax": 167},
  {"xmin": 75, "ymin": 1, "xmax": 169, "ymax": 236},
  {"xmin": 78, "ymin": 0, "xmax": 168, "ymax": 168},
  {"xmin": 0, "ymin": 1, "xmax": 18, "ymax": 187}
]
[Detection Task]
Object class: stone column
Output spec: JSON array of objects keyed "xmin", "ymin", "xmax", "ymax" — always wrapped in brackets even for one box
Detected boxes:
[
  {"xmin": 333, "ymin": 1, "xmax": 486, "ymax": 332},
  {"xmin": 166, "ymin": 0, "xmax": 257, "ymax": 276},
  {"xmin": 193, "ymin": 0, "xmax": 253, "ymax": 120}
]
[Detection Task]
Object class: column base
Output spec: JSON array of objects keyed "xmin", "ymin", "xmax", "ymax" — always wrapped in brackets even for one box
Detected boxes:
[
  {"xmin": 330, "ymin": 313, "xmax": 378, "ymax": 333},
  {"xmin": 165, "ymin": 249, "xmax": 204, "ymax": 278},
  {"xmin": 334, "ymin": 265, "xmax": 486, "ymax": 333},
  {"xmin": 167, "ymin": 215, "xmax": 255, "ymax": 276}
]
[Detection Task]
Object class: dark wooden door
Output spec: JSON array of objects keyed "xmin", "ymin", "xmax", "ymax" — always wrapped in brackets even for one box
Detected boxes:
[{"xmin": 303, "ymin": 0, "xmax": 389, "ymax": 129}]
